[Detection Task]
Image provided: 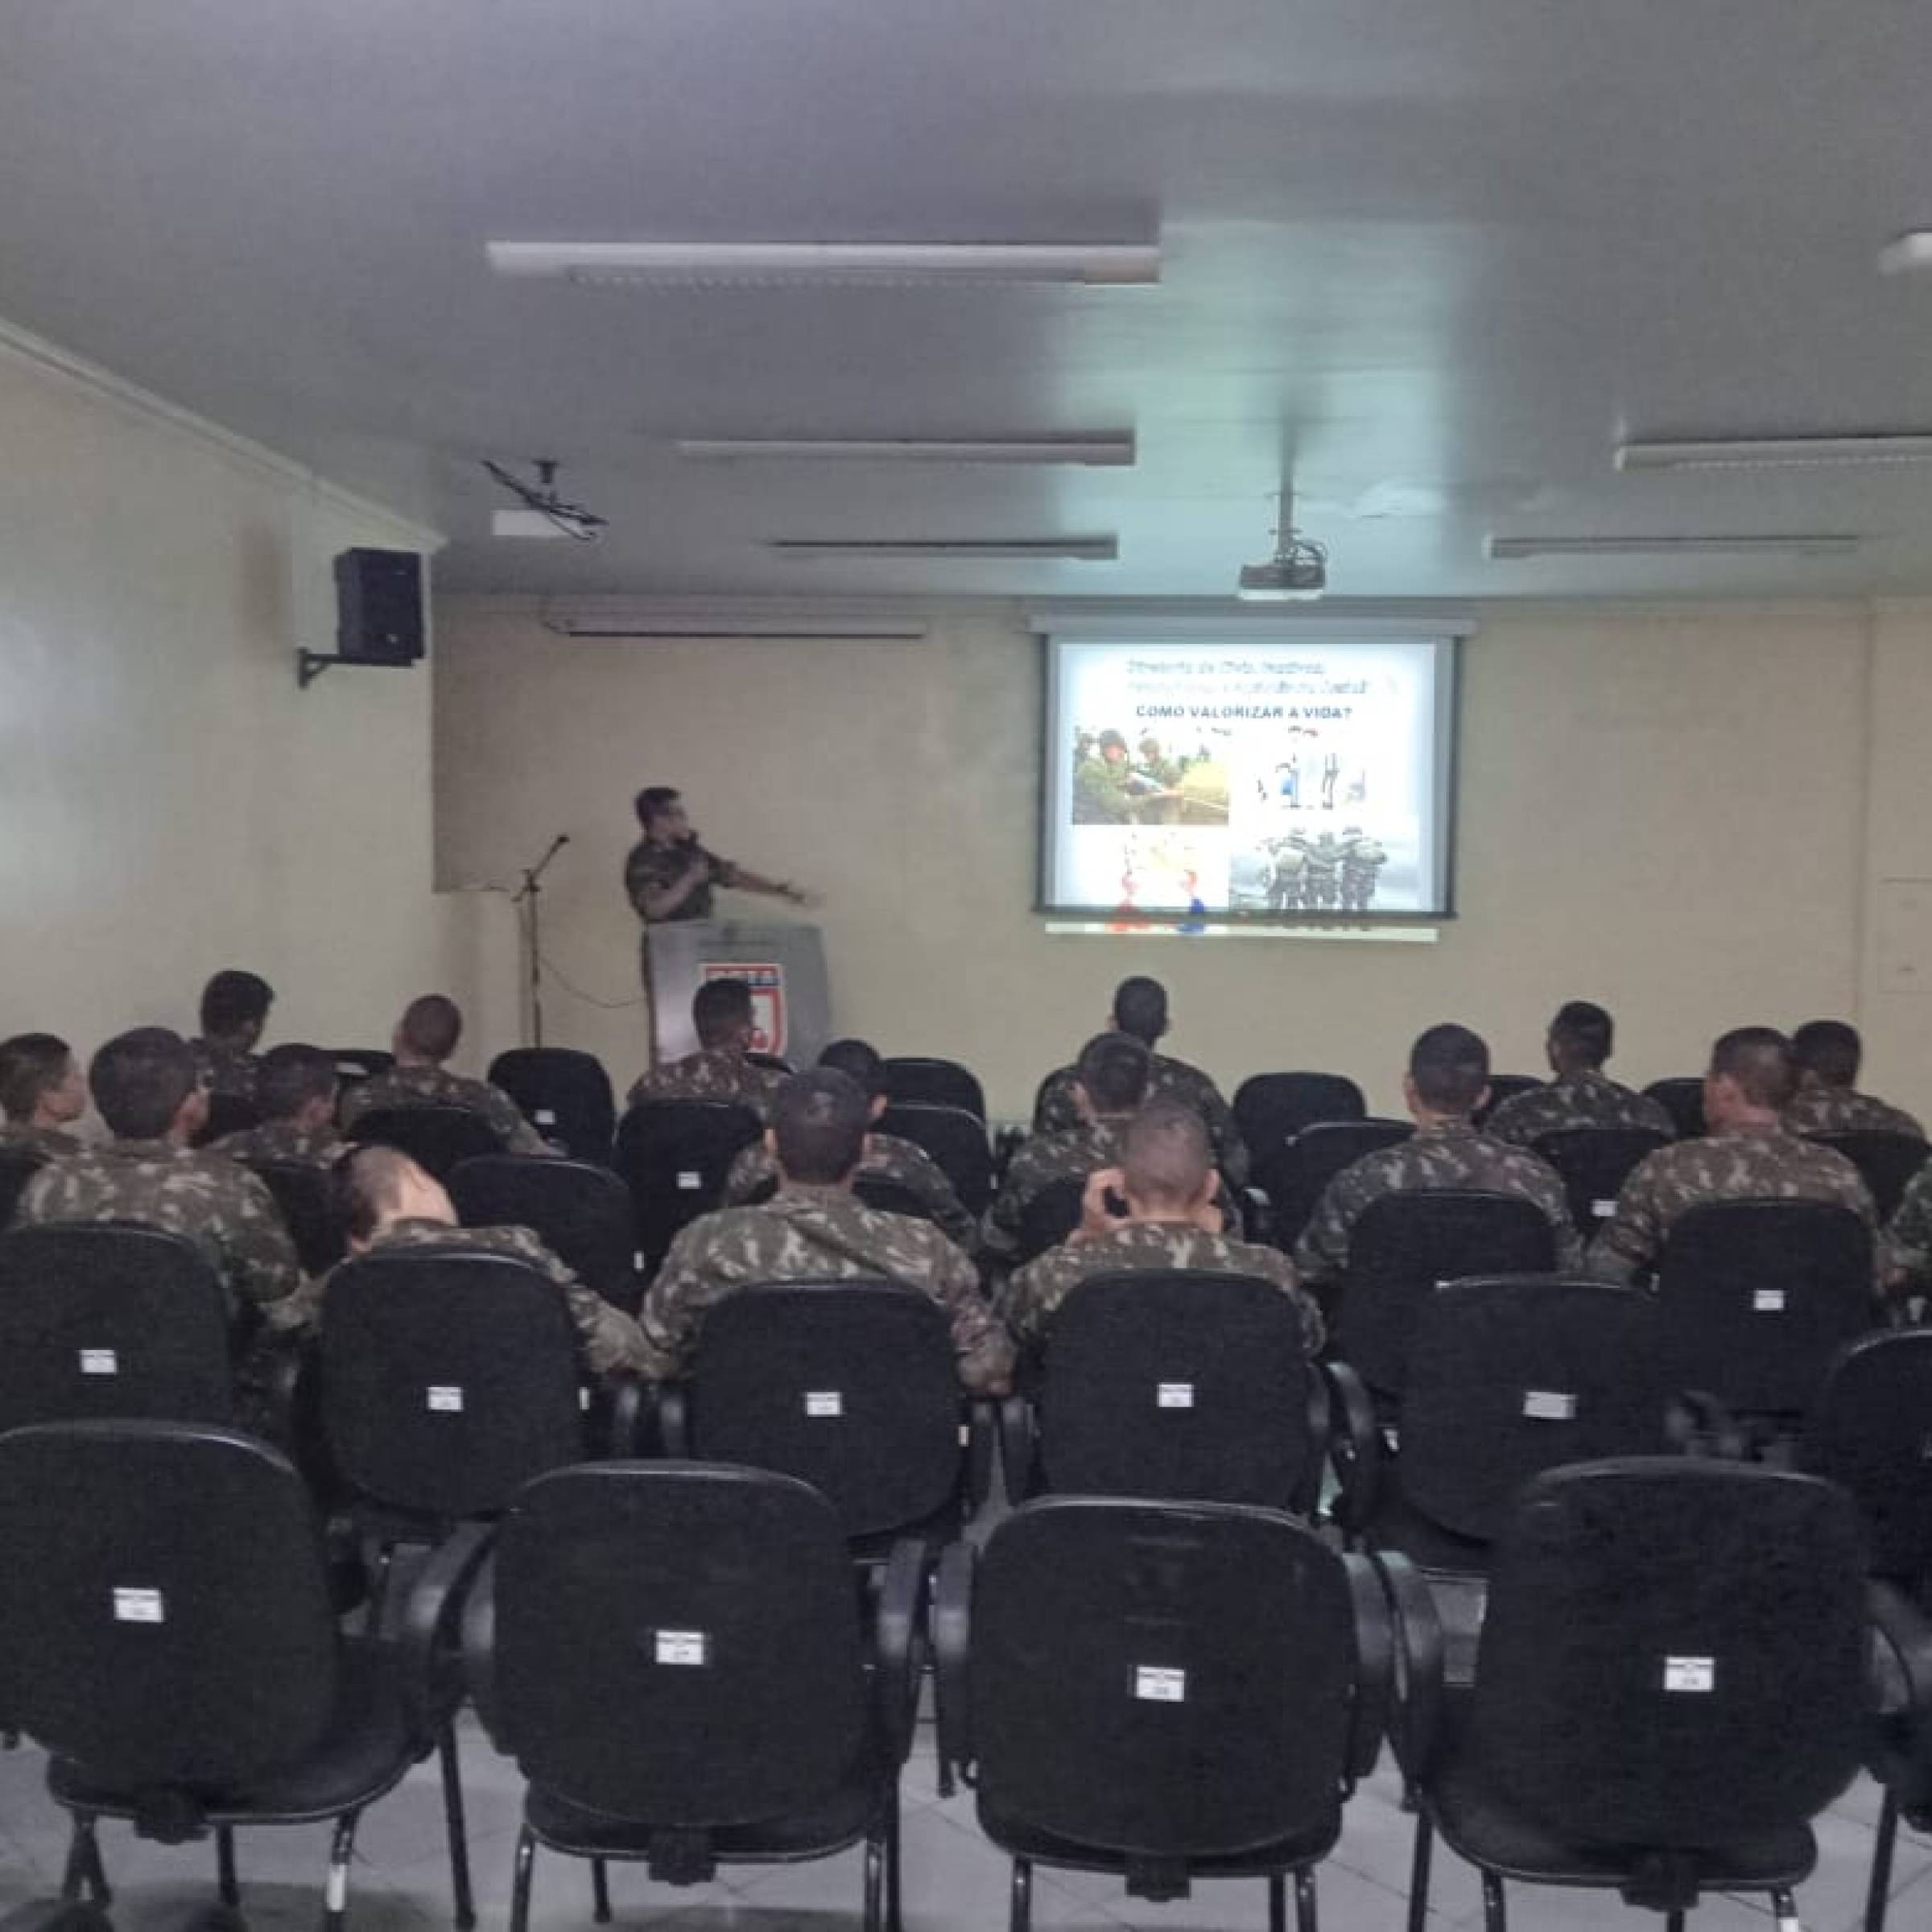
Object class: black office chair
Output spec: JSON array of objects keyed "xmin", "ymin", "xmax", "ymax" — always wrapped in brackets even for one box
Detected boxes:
[
  {"xmin": 0, "ymin": 1420, "xmax": 481, "ymax": 1932},
  {"xmin": 935, "ymin": 1496, "xmax": 1392, "ymax": 1932},
  {"xmin": 348, "ymin": 1104, "xmax": 506, "ymax": 1183},
  {"xmin": 487, "ymin": 1048, "xmax": 616, "ymax": 1166},
  {"xmin": 1013, "ymin": 1174, "xmax": 1088, "ymax": 1265},
  {"xmin": 613, "ymin": 1099, "xmax": 763, "ymax": 1270},
  {"xmin": 192, "ymin": 1092, "xmax": 261, "ymax": 1147},
  {"xmin": 1337, "ymin": 1191, "xmax": 1557, "ymax": 1404},
  {"xmin": 883, "ymin": 1055, "xmax": 986, "ymax": 1121},
  {"xmin": 0, "ymin": 1145, "xmax": 51, "ymax": 1228},
  {"xmin": 850, "ymin": 1172, "xmax": 939, "ymax": 1224},
  {"xmin": 1532, "ymin": 1127, "xmax": 1670, "ymax": 1236},
  {"xmin": 1386, "ymin": 1458, "xmax": 1873, "ymax": 1932},
  {"xmin": 1232, "ymin": 1072, "xmax": 1368, "ymax": 1159},
  {"xmin": 1645, "ymin": 1077, "xmax": 1707, "ymax": 1141},
  {"xmin": 1467, "ymin": 1075, "xmax": 1541, "ymax": 1129},
  {"xmin": 450, "ymin": 1154, "xmax": 642, "ymax": 1315},
  {"xmin": 1258, "ymin": 1118, "xmax": 1413, "ymax": 1253},
  {"xmin": 1808, "ymin": 1129, "xmax": 1932, "ymax": 1221},
  {"xmin": 464, "ymin": 1462, "xmax": 922, "ymax": 1932},
  {"xmin": 875, "ymin": 1103, "xmax": 993, "ymax": 1218},
  {"xmin": 328, "ymin": 1048, "xmax": 394, "ymax": 1091},
  {"xmin": 246, "ymin": 1157, "xmax": 348, "ymax": 1274}
]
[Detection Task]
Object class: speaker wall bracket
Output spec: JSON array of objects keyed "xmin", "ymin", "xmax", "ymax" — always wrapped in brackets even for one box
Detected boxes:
[{"xmin": 295, "ymin": 650, "xmax": 415, "ymax": 691}]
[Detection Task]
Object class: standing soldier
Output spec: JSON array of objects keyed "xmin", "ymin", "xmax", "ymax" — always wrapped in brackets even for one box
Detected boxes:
[
  {"xmin": 1268, "ymin": 838, "xmax": 1306, "ymax": 913},
  {"xmin": 1338, "ymin": 828, "xmax": 1387, "ymax": 914},
  {"xmin": 1302, "ymin": 832, "xmax": 1341, "ymax": 912}
]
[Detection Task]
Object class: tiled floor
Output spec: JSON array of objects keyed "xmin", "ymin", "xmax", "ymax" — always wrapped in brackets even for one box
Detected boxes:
[{"xmin": 1, "ymin": 1711, "xmax": 1927, "ymax": 1932}]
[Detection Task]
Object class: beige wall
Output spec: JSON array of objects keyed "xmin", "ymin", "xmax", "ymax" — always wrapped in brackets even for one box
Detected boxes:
[
  {"xmin": 0, "ymin": 327, "xmax": 481, "ymax": 1072},
  {"xmin": 436, "ymin": 597, "xmax": 1921, "ymax": 1121}
]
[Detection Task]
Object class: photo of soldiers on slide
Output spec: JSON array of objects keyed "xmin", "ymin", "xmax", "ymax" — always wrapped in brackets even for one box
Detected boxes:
[
  {"xmin": 1255, "ymin": 827, "xmax": 1389, "ymax": 914},
  {"xmin": 1072, "ymin": 728, "xmax": 1229, "ymax": 826}
]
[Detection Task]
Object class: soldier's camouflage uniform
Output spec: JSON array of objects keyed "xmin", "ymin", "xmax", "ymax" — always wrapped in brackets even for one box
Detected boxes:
[
  {"xmin": 15, "ymin": 1138, "xmax": 308, "ymax": 1326},
  {"xmin": 1783, "ymin": 1086, "xmax": 1926, "ymax": 1141},
  {"xmin": 339, "ymin": 1063, "xmax": 553, "ymax": 1158},
  {"xmin": 625, "ymin": 837, "xmax": 743, "ymax": 926},
  {"xmin": 628, "ymin": 1047, "xmax": 787, "ymax": 1118},
  {"xmin": 1072, "ymin": 756, "xmax": 1135, "ymax": 825},
  {"xmin": 1005, "ymin": 1218, "xmax": 1325, "ymax": 1352},
  {"xmin": 643, "ymin": 1185, "xmax": 1011, "ymax": 1392},
  {"xmin": 1877, "ymin": 1162, "xmax": 1932, "ymax": 1280},
  {"xmin": 1589, "ymin": 1125, "xmax": 1877, "ymax": 1286},
  {"xmin": 0, "ymin": 1122, "xmax": 84, "ymax": 1162},
  {"xmin": 1294, "ymin": 1119, "xmax": 1581, "ymax": 1286},
  {"xmin": 192, "ymin": 1038, "xmax": 264, "ymax": 1102},
  {"xmin": 216, "ymin": 1117, "xmax": 349, "ymax": 1170},
  {"xmin": 724, "ymin": 1130, "xmax": 979, "ymax": 1252},
  {"xmin": 1485, "ymin": 1069, "xmax": 1677, "ymax": 1148},
  {"xmin": 1034, "ymin": 1053, "xmax": 1250, "ymax": 1188},
  {"xmin": 984, "ymin": 1118, "xmax": 1130, "ymax": 1262}
]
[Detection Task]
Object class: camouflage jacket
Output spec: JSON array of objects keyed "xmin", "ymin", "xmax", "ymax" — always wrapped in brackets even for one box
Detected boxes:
[
  {"xmin": 339, "ymin": 1218, "xmax": 651, "ymax": 1377},
  {"xmin": 724, "ymin": 1129, "xmax": 979, "ymax": 1252},
  {"xmin": 14, "ymin": 1137, "xmax": 306, "ymax": 1325},
  {"xmin": 644, "ymin": 1186, "xmax": 1011, "ymax": 1393},
  {"xmin": 1034, "ymin": 1052, "xmax": 1250, "ymax": 1187},
  {"xmin": 1485, "ymin": 1069, "xmax": 1677, "ymax": 1147},
  {"xmin": 983, "ymin": 1118, "xmax": 1129, "ymax": 1261},
  {"xmin": 1005, "ymin": 1218, "xmax": 1324, "ymax": 1353},
  {"xmin": 1293, "ymin": 1119, "xmax": 1581, "ymax": 1284},
  {"xmin": 1071, "ymin": 757, "xmax": 1135, "ymax": 824},
  {"xmin": 1880, "ymin": 1162, "xmax": 1932, "ymax": 1278},
  {"xmin": 1589, "ymin": 1125, "xmax": 1877, "ymax": 1286},
  {"xmin": 628, "ymin": 1048, "xmax": 787, "ymax": 1118},
  {"xmin": 216, "ymin": 1118, "xmax": 348, "ymax": 1170},
  {"xmin": 0, "ymin": 1122, "xmax": 85, "ymax": 1162},
  {"xmin": 1783, "ymin": 1086, "xmax": 1926, "ymax": 1142},
  {"xmin": 625, "ymin": 838, "xmax": 737, "ymax": 924},
  {"xmin": 338, "ymin": 1063, "xmax": 551, "ymax": 1158},
  {"xmin": 192, "ymin": 1038, "xmax": 264, "ymax": 1102}
]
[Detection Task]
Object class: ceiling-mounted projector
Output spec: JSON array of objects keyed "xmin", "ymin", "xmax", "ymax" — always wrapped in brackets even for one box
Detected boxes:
[
  {"xmin": 1237, "ymin": 484, "xmax": 1327, "ymax": 600},
  {"xmin": 485, "ymin": 457, "xmax": 607, "ymax": 542}
]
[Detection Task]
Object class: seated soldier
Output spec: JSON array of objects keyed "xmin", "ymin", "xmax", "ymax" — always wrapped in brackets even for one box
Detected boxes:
[
  {"xmin": 328, "ymin": 1144, "xmax": 652, "ymax": 1376},
  {"xmin": 1294, "ymin": 1022, "xmax": 1580, "ymax": 1290},
  {"xmin": 1005, "ymin": 1100, "xmax": 1323, "ymax": 1352},
  {"xmin": 191, "ymin": 968, "xmax": 275, "ymax": 1103},
  {"xmin": 216, "ymin": 1043, "xmax": 346, "ymax": 1169},
  {"xmin": 1485, "ymin": 1000, "xmax": 1676, "ymax": 1146},
  {"xmin": 1032, "ymin": 976, "xmax": 1249, "ymax": 1187},
  {"xmin": 0, "ymin": 1032, "xmax": 89, "ymax": 1159},
  {"xmin": 15, "ymin": 1027, "xmax": 306, "ymax": 1328},
  {"xmin": 1591, "ymin": 1026, "xmax": 1876, "ymax": 1287},
  {"xmin": 339, "ymin": 994, "xmax": 552, "ymax": 1157},
  {"xmin": 643, "ymin": 1069, "xmax": 1011, "ymax": 1394},
  {"xmin": 627, "ymin": 976, "xmax": 788, "ymax": 1117},
  {"xmin": 1783, "ymin": 1018, "xmax": 1925, "ymax": 1140},
  {"xmin": 722, "ymin": 1036, "xmax": 978, "ymax": 1251}
]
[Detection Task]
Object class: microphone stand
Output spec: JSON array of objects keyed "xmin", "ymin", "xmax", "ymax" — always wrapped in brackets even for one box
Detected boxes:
[{"xmin": 512, "ymin": 835, "xmax": 570, "ymax": 1047}]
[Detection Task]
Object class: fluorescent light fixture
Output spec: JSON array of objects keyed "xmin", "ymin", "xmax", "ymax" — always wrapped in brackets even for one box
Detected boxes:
[
  {"xmin": 771, "ymin": 536, "xmax": 1118, "ymax": 561},
  {"xmin": 675, "ymin": 434, "xmax": 1135, "ymax": 466},
  {"xmin": 486, "ymin": 241, "xmax": 1161, "ymax": 287},
  {"xmin": 1487, "ymin": 533, "xmax": 1860, "ymax": 559},
  {"xmin": 1616, "ymin": 435, "xmax": 1932, "ymax": 472},
  {"xmin": 1879, "ymin": 231, "xmax": 1932, "ymax": 275}
]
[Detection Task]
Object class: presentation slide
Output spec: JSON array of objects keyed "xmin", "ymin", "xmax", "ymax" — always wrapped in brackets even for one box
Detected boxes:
[{"xmin": 1042, "ymin": 634, "xmax": 1458, "ymax": 919}]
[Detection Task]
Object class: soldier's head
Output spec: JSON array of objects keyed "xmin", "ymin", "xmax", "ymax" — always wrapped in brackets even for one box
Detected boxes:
[
  {"xmin": 1546, "ymin": 1001, "xmax": 1615, "ymax": 1076},
  {"xmin": 635, "ymin": 785, "xmax": 691, "ymax": 843},
  {"xmin": 332, "ymin": 1144, "xmax": 455, "ymax": 1251},
  {"xmin": 394, "ymin": 995, "xmax": 462, "ymax": 1067},
  {"xmin": 256, "ymin": 1044, "xmax": 340, "ymax": 1131},
  {"xmin": 693, "ymin": 978, "xmax": 756, "ymax": 1052},
  {"xmin": 1073, "ymin": 1031, "xmax": 1151, "ymax": 1123},
  {"xmin": 1791, "ymin": 1019, "xmax": 1861, "ymax": 1092},
  {"xmin": 90, "ymin": 1027, "xmax": 204, "ymax": 1143},
  {"xmin": 1097, "ymin": 729, "xmax": 1129, "ymax": 766},
  {"xmin": 1137, "ymin": 734, "xmax": 1162, "ymax": 758},
  {"xmin": 1118, "ymin": 1100, "xmax": 1217, "ymax": 1224},
  {"xmin": 816, "ymin": 1038, "xmax": 889, "ymax": 1124},
  {"xmin": 1405, "ymin": 1023, "xmax": 1490, "ymax": 1123},
  {"xmin": 199, "ymin": 969, "xmax": 274, "ymax": 1051},
  {"xmin": 0, "ymin": 1033, "xmax": 86, "ymax": 1129},
  {"xmin": 769, "ymin": 1068, "xmax": 869, "ymax": 1188},
  {"xmin": 1110, "ymin": 976, "xmax": 1169, "ymax": 1047},
  {"xmin": 1706, "ymin": 1026, "xmax": 1796, "ymax": 1126}
]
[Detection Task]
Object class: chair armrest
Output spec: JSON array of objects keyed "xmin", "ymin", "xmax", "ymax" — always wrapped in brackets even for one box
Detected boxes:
[
  {"xmin": 395, "ymin": 1519, "xmax": 495, "ymax": 1736},
  {"xmin": 963, "ymin": 1400, "xmax": 996, "ymax": 1514},
  {"xmin": 655, "ymin": 1382, "xmax": 691, "ymax": 1458},
  {"xmin": 871, "ymin": 1538, "xmax": 928, "ymax": 1765},
  {"xmin": 1374, "ymin": 1551, "xmax": 1444, "ymax": 1785},
  {"xmin": 932, "ymin": 1540, "xmax": 976, "ymax": 1795},
  {"xmin": 460, "ymin": 1553, "xmax": 502, "ymax": 1748},
  {"xmin": 1322, "ymin": 1360, "xmax": 1381, "ymax": 1540},
  {"xmin": 1341, "ymin": 1552, "xmax": 1394, "ymax": 1785},
  {"xmin": 1868, "ymin": 1579, "xmax": 1932, "ymax": 1721},
  {"xmin": 997, "ymin": 1395, "xmax": 1037, "ymax": 1501},
  {"xmin": 1243, "ymin": 1187, "xmax": 1274, "ymax": 1248}
]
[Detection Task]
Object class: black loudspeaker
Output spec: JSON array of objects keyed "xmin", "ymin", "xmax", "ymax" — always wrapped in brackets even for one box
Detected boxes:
[{"xmin": 334, "ymin": 548, "xmax": 424, "ymax": 665}]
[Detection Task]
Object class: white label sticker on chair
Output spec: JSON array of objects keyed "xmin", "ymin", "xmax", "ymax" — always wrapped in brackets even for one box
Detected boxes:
[
  {"xmin": 1156, "ymin": 1382, "xmax": 1195, "ymax": 1410},
  {"xmin": 78, "ymin": 1348, "xmax": 118, "ymax": 1376},
  {"xmin": 1133, "ymin": 1666, "xmax": 1186, "ymax": 1703},
  {"xmin": 113, "ymin": 1587, "xmax": 163, "ymax": 1624},
  {"xmin": 805, "ymin": 1389, "xmax": 844, "ymax": 1418},
  {"xmin": 1663, "ymin": 1655, "xmax": 1715, "ymax": 1693},
  {"xmin": 535, "ymin": 1108, "xmax": 557, "ymax": 1126},
  {"xmin": 1591, "ymin": 1199, "xmax": 1616, "ymax": 1220},
  {"xmin": 427, "ymin": 1385, "xmax": 464, "ymax": 1413},
  {"xmin": 655, "ymin": 1629, "xmax": 708, "ymax": 1666},
  {"xmin": 676, "ymin": 1169, "xmax": 703, "ymax": 1191},
  {"xmin": 1752, "ymin": 1289, "xmax": 1786, "ymax": 1313},
  {"xmin": 1521, "ymin": 1389, "xmax": 1577, "ymax": 1421}
]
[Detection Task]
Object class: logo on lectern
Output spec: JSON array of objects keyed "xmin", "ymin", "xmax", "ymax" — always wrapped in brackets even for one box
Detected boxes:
[{"xmin": 701, "ymin": 960, "xmax": 786, "ymax": 1055}]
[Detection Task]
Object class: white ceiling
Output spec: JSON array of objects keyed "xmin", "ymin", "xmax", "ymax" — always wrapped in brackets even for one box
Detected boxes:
[{"xmin": 6, "ymin": 0, "xmax": 1932, "ymax": 601}]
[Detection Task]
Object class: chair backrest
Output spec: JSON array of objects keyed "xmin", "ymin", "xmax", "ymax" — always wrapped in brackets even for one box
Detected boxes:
[
  {"xmin": 1655, "ymin": 1199, "xmax": 1872, "ymax": 1417},
  {"xmin": 1645, "ymin": 1077, "xmax": 1707, "ymax": 1140},
  {"xmin": 320, "ymin": 1248, "xmax": 588, "ymax": 1519},
  {"xmin": 1466, "ymin": 1459, "xmax": 1868, "ymax": 1847},
  {"xmin": 0, "ymin": 1421, "xmax": 338, "ymax": 1790},
  {"xmin": 1016, "ymin": 1174, "xmax": 1088, "ymax": 1265},
  {"xmin": 686, "ymin": 1281, "xmax": 964, "ymax": 1537},
  {"xmin": 1803, "ymin": 1330, "xmax": 1932, "ymax": 1589},
  {"xmin": 328, "ymin": 1047, "xmax": 394, "ymax": 1089},
  {"xmin": 883, "ymin": 1055, "xmax": 986, "ymax": 1121},
  {"xmin": 348, "ymin": 1103, "xmax": 506, "ymax": 1182},
  {"xmin": 742, "ymin": 1050, "xmax": 794, "ymax": 1075},
  {"xmin": 1258, "ymin": 1118, "xmax": 1413, "ymax": 1251},
  {"xmin": 1470, "ymin": 1074, "xmax": 1542, "ymax": 1129},
  {"xmin": 0, "ymin": 1224, "xmax": 235, "ymax": 1430},
  {"xmin": 491, "ymin": 1462, "xmax": 867, "ymax": 1825},
  {"xmin": 1400, "ymin": 1278, "xmax": 1665, "ymax": 1546},
  {"xmin": 613, "ymin": 1100, "xmax": 765, "ymax": 1268},
  {"xmin": 1807, "ymin": 1129, "xmax": 1931, "ymax": 1221},
  {"xmin": 1232, "ymin": 1072, "xmax": 1367, "ymax": 1155},
  {"xmin": 1532, "ymin": 1127, "xmax": 1671, "ymax": 1236},
  {"xmin": 875, "ymin": 1103, "xmax": 993, "ymax": 1216},
  {"xmin": 1033, "ymin": 1271, "xmax": 1323, "ymax": 1511},
  {"xmin": 246, "ymin": 1158, "xmax": 348, "ymax": 1274},
  {"xmin": 1340, "ymin": 1190, "xmax": 1556, "ymax": 1398},
  {"xmin": 193, "ymin": 1092, "xmax": 260, "ymax": 1147},
  {"xmin": 0, "ymin": 1146, "xmax": 48, "ymax": 1229},
  {"xmin": 449, "ymin": 1154, "xmax": 641, "ymax": 1315},
  {"xmin": 969, "ymin": 1497, "xmax": 1364, "ymax": 1860},
  {"xmin": 486, "ymin": 1047, "xmax": 617, "ymax": 1165},
  {"xmin": 850, "ymin": 1172, "xmax": 937, "ymax": 1224}
]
